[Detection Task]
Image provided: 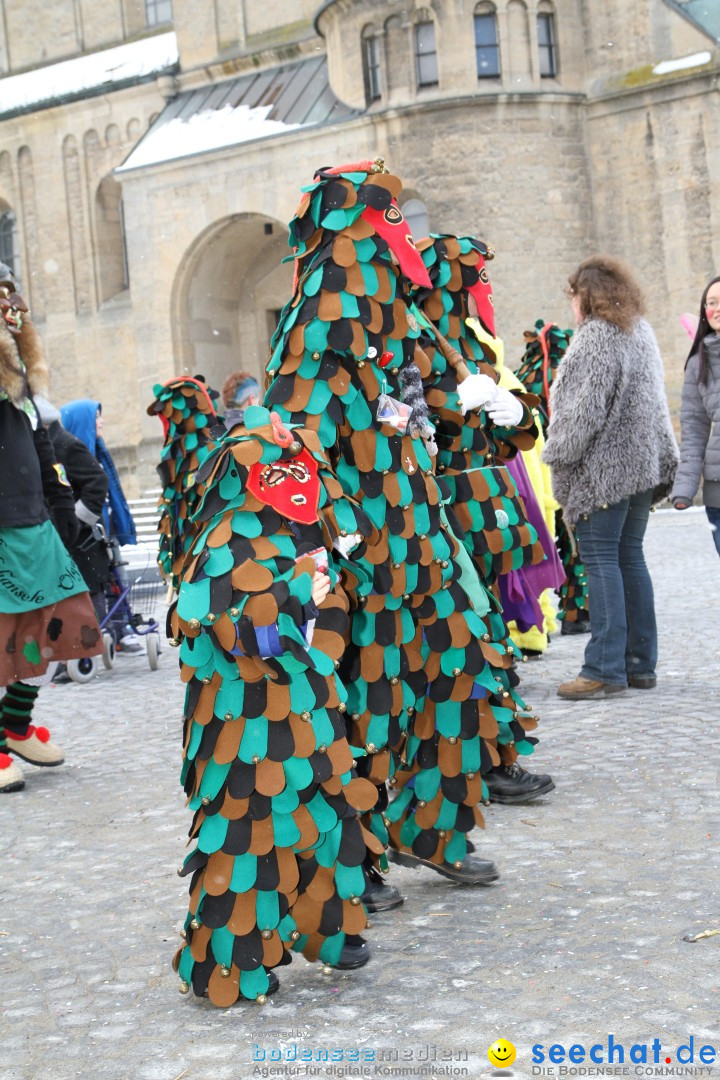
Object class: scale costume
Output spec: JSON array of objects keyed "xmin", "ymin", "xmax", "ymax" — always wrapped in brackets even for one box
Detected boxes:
[
  {"xmin": 148, "ymin": 376, "xmax": 223, "ymax": 593},
  {"xmin": 516, "ymin": 321, "xmax": 589, "ymax": 627},
  {"xmin": 265, "ymin": 163, "xmax": 539, "ymax": 878},
  {"xmin": 171, "ymin": 407, "xmax": 378, "ymax": 1004},
  {"xmin": 401, "ymin": 234, "xmax": 554, "ymax": 806}
]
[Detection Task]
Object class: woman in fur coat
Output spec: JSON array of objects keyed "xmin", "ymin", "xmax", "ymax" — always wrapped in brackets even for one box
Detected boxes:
[
  {"xmin": 543, "ymin": 256, "xmax": 678, "ymax": 700},
  {"xmin": 0, "ymin": 269, "xmax": 102, "ymax": 792}
]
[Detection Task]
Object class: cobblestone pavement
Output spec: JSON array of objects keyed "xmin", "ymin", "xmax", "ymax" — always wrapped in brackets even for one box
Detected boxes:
[{"xmin": 1, "ymin": 510, "xmax": 718, "ymax": 1080}]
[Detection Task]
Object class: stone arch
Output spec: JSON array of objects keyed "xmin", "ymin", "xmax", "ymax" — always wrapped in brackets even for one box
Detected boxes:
[
  {"xmin": 384, "ymin": 14, "xmax": 411, "ymax": 101},
  {"xmin": 17, "ymin": 146, "xmax": 40, "ymax": 311},
  {"xmin": 170, "ymin": 212, "xmax": 292, "ymax": 393},
  {"xmin": 96, "ymin": 174, "xmax": 128, "ymax": 302},
  {"xmin": 399, "ymin": 190, "xmax": 431, "ymax": 240},
  {"xmin": 105, "ymin": 123, "xmax": 122, "ymax": 148},
  {"xmin": 506, "ymin": 0, "xmax": 531, "ymax": 81},
  {"xmin": 127, "ymin": 118, "xmax": 141, "ymax": 144},
  {"xmin": 63, "ymin": 134, "xmax": 93, "ymax": 313}
]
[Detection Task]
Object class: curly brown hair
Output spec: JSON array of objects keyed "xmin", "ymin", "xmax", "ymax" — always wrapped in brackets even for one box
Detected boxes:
[
  {"xmin": 221, "ymin": 369, "xmax": 260, "ymax": 410},
  {"xmin": 567, "ymin": 255, "xmax": 645, "ymax": 333}
]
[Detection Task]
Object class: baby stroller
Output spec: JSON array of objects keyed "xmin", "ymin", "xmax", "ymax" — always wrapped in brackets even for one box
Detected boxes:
[{"xmin": 65, "ymin": 530, "xmax": 163, "ymax": 683}]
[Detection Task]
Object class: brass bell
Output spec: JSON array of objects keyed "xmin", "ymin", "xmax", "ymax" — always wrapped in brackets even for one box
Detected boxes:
[
  {"xmin": 220, "ymin": 966, "xmax": 231, "ymax": 978},
  {"xmin": 261, "ymin": 930, "xmax": 273, "ymax": 940},
  {"xmin": 179, "ymin": 980, "xmax": 190, "ymax": 994},
  {"xmin": 288, "ymin": 440, "xmax": 303, "ymax": 456}
]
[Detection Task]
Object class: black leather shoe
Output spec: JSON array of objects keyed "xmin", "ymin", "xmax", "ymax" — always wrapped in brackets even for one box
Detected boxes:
[
  {"xmin": 334, "ymin": 937, "xmax": 371, "ymax": 970},
  {"xmin": 360, "ymin": 871, "xmax": 404, "ymax": 912},
  {"xmin": 388, "ymin": 847, "xmax": 499, "ymax": 884},
  {"xmin": 560, "ymin": 619, "xmax": 591, "ymax": 636},
  {"xmin": 628, "ymin": 674, "xmax": 656, "ymax": 689},
  {"xmin": 484, "ymin": 762, "xmax": 555, "ymax": 804}
]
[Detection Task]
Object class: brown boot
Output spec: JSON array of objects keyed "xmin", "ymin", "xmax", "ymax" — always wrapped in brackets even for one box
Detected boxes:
[{"xmin": 557, "ymin": 676, "xmax": 626, "ymax": 700}]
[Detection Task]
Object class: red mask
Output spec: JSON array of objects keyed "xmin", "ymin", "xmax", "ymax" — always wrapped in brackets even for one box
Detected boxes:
[
  {"xmin": 466, "ymin": 253, "xmax": 496, "ymax": 337},
  {"xmin": 0, "ymin": 284, "xmax": 28, "ymax": 336},
  {"xmin": 361, "ymin": 201, "xmax": 432, "ymax": 288},
  {"xmin": 246, "ymin": 449, "xmax": 321, "ymax": 525}
]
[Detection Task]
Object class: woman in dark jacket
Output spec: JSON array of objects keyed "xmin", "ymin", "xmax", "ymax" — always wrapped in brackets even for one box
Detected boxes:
[
  {"xmin": 671, "ymin": 276, "xmax": 720, "ymax": 555},
  {"xmin": 0, "ymin": 272, "xmax": 102, "ymax": 793},
  {"xmin": 35, "ymin": 396, "xmax": 111, "ymax": 603},
  {"xmin": 543, "ymin": 256, "xmax": 678, "ymax": 700}
]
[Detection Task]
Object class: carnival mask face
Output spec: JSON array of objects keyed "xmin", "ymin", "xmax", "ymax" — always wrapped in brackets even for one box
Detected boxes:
[
  {"xmin": 246, "ymin": 448, "xmax": 321, "ymax": 525},
  {"xmin": 465, "ymin": 253, "xmax": 496, "ymax": 337},
  {"xmin": 0, "ymin": 283, "xmax": 28, "ymax": 335},
  {"xmin": 361, "ymin": 200, "xmax": 432, "ymax": 288}
]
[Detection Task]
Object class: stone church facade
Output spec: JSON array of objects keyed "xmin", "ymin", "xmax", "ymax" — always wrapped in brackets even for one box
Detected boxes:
[{"xmin": 0, "ymin": 0, "xmax": 717, "ymax": 492}]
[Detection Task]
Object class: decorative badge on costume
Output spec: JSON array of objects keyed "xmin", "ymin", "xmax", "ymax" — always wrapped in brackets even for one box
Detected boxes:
[
  {"xmin": 361, "ymin": 201, "xmax": 432, "ymax": 289},
  {"xmin": 247, "ymin": 451, "xmax": 321, "ymax": 524},
  {"xmin": 466, "ymin": 253, "xmax": 496, "ymax": 337}
]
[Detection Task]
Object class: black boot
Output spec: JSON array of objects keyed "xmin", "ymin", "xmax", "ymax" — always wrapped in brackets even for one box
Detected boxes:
[
  {"xmin": 388, "ymin": 847, "xmax": 499, "ymax": 885},
  {"xmin": 360, "ymin": 867, "xmax": 404, "ymax": 912},
  {"xmin": 484, "ymin": 762, "xmax": 555, "ymax": 804},
  {"xmin": 560, "ymin": 618, "xmax": 591, "ymax": 636},
  {"xmin": 334, "ymin": 935, "xmax": 371, "ymax": 970}
]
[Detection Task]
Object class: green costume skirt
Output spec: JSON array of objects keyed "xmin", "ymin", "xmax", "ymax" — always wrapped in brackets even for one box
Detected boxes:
[{"xmin": 0, "ymin": 521, "xmax": 102, "ymax": 684}]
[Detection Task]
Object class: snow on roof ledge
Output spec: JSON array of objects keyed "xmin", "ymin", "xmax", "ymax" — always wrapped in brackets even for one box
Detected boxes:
[
  {"xmin": 652, "ymin": 50, "xmax": 712, "ymax": 76},
  {"xmin": 117, "ymin": 102, "xmax": 300, "ymax": 171},
  {"xmin": 0, "ymin": 31, "xmax": 178, "ymax": 116}
]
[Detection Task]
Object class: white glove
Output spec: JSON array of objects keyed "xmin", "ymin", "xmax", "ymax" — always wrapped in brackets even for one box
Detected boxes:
[
  {"xmin": 457, "ymin": 373, "xmax": 499, "ymax": 414},
  {"xmin": 485, "ymin": 387, "xmax": 525, "ymax": 428},
  {"xmin": 332, "ymin": 533, "xmax": 362, "ymax": 558}
]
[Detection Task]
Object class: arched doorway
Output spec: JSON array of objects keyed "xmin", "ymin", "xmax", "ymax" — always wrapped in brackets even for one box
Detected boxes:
[{"xmin": 171, "ymin": 212, "xmax": 292, "ymax": 395}]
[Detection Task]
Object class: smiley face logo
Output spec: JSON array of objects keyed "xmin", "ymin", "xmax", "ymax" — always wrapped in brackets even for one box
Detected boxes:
[{"xmin": 488, "ymin": 1039, "xmax": 516, "ymax": 1068}]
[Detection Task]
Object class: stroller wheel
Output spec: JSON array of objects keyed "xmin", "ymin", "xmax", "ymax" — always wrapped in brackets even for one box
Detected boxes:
[
  {"xmin": 102, "ymin": 632, "xmax": 116, "ymax": 670},
  {"xmin": 66, "ymin": 657, "xmax": 99, "ymax": 684},
  {"xmin": 146, "ymin": 632, "xmax": 160, "ymax": 671}
]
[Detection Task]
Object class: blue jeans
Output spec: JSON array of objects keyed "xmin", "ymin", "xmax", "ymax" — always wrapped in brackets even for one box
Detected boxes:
[
  {"xmin": 707, "ymin": 506, "xmax": 720, "ymax": 557},
  {"xmin": 574, "ymin": 490, "xmax": 657, "ymax": 685}
]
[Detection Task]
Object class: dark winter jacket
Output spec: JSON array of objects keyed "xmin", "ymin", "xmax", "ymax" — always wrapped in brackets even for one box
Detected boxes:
[
  {"xmin": 542, "ymin": 317, "xmax": 679, "ymax": 524},
  {"xmin": 46, "ymin": 417, "xmax": 111, "ymax": 592},
  {"xmin": 671, "ymin": 333, "xmax": 720, "ymax": 509},
  {"xmin": 0, "ymin": 320, "xmax": 76, "ymax": 533}
]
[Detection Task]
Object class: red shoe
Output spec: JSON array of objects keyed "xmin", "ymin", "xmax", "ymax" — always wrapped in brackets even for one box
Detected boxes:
[
  {"xmin": 0, "ymin": 751, "xmax": 25, "ymax": 792},
  {"xmin": 5, "ymin": 725, "xmax": 65, "ymax": 766}
]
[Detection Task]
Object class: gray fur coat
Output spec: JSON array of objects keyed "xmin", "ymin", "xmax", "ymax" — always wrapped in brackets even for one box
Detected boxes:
[
  {"xmin": 670, "ymin": 334, "xmax": 720, "ymax": 509},
  {"xmin": 542, "ymin": 317, "xmax": 678, "ymax": 524}
]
